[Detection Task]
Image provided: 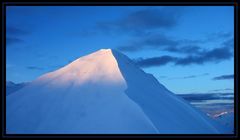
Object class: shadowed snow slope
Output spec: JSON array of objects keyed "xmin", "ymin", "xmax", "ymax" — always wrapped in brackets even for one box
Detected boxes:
[
  {"xmin": 7, "ymin": 49, "xmax": 225, "ymax": 134},
  {"xmin": 6, "ymin": 81, "xmax": 27, "ymax": 96}
]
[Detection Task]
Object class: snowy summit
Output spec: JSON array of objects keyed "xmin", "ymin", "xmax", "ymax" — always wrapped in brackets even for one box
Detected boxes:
[{"xmin": 7, "ymin": 49, "xmax": 226, "ymax": 134}]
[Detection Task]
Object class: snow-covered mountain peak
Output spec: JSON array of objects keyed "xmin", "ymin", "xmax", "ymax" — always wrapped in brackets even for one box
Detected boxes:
[
  {"xmin": 98, "ymin": 48, "xmax": 112, "ymax": 51},
  {"xmin": 7, "ymin": 49, "xmax": 226, "ymax": 134},
  {"xmin": 35, "ymin": 49, "xmax": 127, "ymax": 91}
]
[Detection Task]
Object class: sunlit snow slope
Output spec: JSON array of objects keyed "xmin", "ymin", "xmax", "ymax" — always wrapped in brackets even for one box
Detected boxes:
[{"xmin": 7, "ymin": 49, "xmax": 225, "ymax": 134}]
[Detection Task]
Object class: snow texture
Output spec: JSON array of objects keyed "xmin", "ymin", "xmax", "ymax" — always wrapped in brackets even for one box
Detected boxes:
[{"xmin": 6, "ymin": 49, "xmax": 228, "ymax": 134}]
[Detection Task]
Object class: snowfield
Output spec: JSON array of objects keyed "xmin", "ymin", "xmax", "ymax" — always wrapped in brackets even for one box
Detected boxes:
[{"xmin": 6, "ymin": 49, "xmax": 230, "ymax": 134}]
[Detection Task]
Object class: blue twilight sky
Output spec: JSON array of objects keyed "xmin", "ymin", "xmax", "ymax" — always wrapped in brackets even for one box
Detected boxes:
[{"xmin": 6, "ymin": 6, "xmax": 234, "ymax": 94}]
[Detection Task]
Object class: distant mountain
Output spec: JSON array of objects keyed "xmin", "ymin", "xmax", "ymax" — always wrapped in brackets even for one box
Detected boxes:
[
  {"xmin": 6, "ymin": 81, "xmax": 28, "ymax": 96},
  {"xmin": 177, "ymin": 93, "xmax": 234, "ymax": 133},
  {"xmin": 7, "ymin": 49, "xmax": 228, "ymax": 134}
]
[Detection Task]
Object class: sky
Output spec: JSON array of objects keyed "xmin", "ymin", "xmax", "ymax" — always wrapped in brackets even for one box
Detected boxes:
[{"xmin": 6, "ymin": 6, "xmax": 234, "ymax": 94}]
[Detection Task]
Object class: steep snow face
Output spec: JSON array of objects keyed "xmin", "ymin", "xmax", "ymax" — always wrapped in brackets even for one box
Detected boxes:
[
  {"xmin": 7, "ymin": 49, "xmax": 224, "ymax": 134},
  {"xmin": 112, "ymin": 50, "xmax": 222, "ymax": 134},
  {"xmin": 7, "ymin": 49, "xmax": 158, "ymax": 134}
]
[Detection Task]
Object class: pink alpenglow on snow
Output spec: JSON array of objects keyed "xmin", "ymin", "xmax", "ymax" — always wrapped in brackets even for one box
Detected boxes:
[{"xmin": 6, "ymin": 49, "xmax": 229, "ymax": 134}]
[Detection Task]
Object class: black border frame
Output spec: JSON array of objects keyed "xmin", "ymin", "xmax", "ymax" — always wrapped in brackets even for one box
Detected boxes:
[{"xmin": 1, "ymin": 1, "xmax": 239, "ymax": 138}]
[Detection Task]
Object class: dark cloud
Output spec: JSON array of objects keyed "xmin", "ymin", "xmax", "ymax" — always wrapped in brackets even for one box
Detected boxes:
[
  {"xmin": 118, "ymin": 34, "xmax": 233, "ymax": 56},
  {"xmin": 6, "ymin": 37, "xmax": 24, "ymax": 45},
  {"xmin": 7, "ymin": 27, "xmax": 29, "ymax": 36},
  {"xmin": 178, "ymin": 92, "xmax": 234, "ymax": 103},
  {"xmin": 26, "ymin": 66, "xmax": 44, "ymax": 70},
  {"xmin": 114, "ymin": 8, "xmax": 181, "ymax": 31},
  {"xmin": 135, "ymin": 55, "xmax": 177, "ymax": 67},
  {"xmin": 212, "ymin": 74, "xmax": 234, "ymax": 80},
  {"xmin": 164, "ymin": 45, "xmax": 202, "ymax": 54},
  {"xmin": 118, "ymin": 34, "xmax": 204, "ymax": 55},
  {"xmin": 175, "ymin": 46, "xmax": 233, "ymax": 65},
  {"xmin": 6, "ymin": 26, "xmax": 30, "ymax": 46},
  {"xmin": 174, "ymin": 55, "xmax": 203, "ymax": 65},
  {"xmin": 135, "ymin": 45, "xmax": 233, "ymax": 68},
  {"xmin": 81, "ymin": 7, "xmax": 183, "ymax": 37},
  {"xmin": 118, "ymin": 34, "xmax": 182, "ymax": 53},
  {"xmin": 97, "ymin": 7, "xmax": 182, "ymax": 33},
  {"xmin": 209, "ymin": 88, "xmax": 233, "ymax": 92},
  {"xmin": 117, "ymin": 32, "xmax": 233, "ymax": 53},
  {"xmin": 119, "ymin": 42, "xmax": 203, "ymax": 55}
]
